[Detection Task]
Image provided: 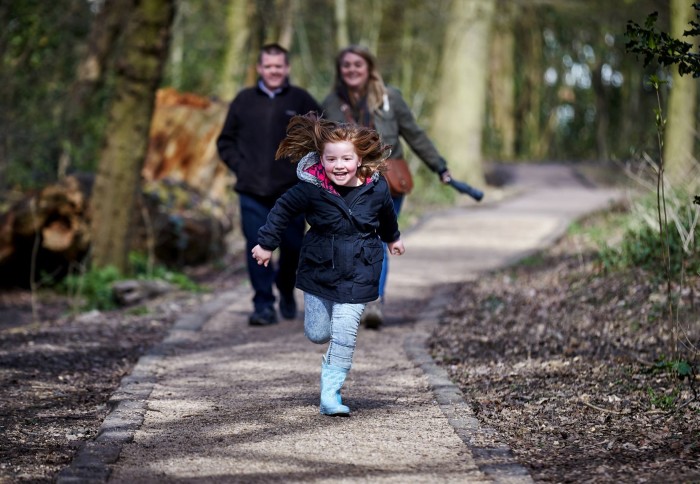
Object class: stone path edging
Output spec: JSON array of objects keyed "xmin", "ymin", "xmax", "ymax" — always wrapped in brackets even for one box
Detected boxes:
[{"xmin": 404, "ymin": 286, "xmax": 534, "ymax": 484}]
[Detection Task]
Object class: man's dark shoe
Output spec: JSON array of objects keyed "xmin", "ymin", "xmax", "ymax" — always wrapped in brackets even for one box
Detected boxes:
[
  {"xmin": 279, "ymin": 292, "xmax": 297, "ymax": 320},
  {"xmin": 360, "ymin": 301, "xmax": 383, "ymax": 330},
  {"xmin": 249, "ymin": 307, "xmax": 278, "ymax": 326}
]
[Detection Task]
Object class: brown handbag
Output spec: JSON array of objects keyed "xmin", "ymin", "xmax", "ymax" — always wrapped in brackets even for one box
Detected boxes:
[{"xmin": 383, "ymin": 158, "xmax": 414, "ymax": 196}]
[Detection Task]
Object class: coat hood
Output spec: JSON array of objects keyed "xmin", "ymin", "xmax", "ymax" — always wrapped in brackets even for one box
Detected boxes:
[{"xmin": 296, "ymin": 152, "xmax": 379, "ymax": 196}]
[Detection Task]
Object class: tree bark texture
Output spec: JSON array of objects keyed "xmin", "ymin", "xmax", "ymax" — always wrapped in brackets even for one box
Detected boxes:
[
  {"xmin": 515, "ymin": 5, "xmax": 545, "ymax": 160},
  {"xmin": 431, "ymin": 0, "xmax": 495, "ymax": 185},
  {"xmin": 277, "ymin": 0, "xmax": 299, "ymax": 50},
  {"xmin": 68, "ymin": 0, "xmax": 130, "ymax": 110},
  {"xmin": 487, "ymin": 0, "xmax": 516, "ymax": 161},
  {"xmin": 89, "ymin": 0, "xmax": 175, "ymax": 273},
  {"xmin": 218, "ymin": 0, "xmax": 253, "ymax": 100},
  {"xmin": 334, "ymin": 0, "xmax": 349, "ymax": 50},
  {"xmin": 663, "ymin": 0, "xmax": 698, "ymax": 181}
]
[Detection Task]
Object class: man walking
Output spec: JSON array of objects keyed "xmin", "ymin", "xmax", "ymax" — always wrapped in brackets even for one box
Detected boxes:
[{"xmin": 217, "ymin": 43, "xmax": 321, "ymax": 326}]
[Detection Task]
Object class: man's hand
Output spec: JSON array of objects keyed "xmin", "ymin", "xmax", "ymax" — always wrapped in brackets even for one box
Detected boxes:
[
  {"xmin": 387, "ymin": 239, "xmax": 405, "ymax": 256},
  {"xmin": 251, "ymin": 245, "xmax": 272, "ymax": 267}
]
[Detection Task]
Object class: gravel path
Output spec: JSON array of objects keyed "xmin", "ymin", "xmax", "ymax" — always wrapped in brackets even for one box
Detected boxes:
[{"xmin": 58, "ymin": 164, "xmax": 622, "ymax": 483}]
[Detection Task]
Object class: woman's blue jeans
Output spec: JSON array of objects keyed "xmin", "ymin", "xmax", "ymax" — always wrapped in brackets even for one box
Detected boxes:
[
  {"xmin": 378, "ymin": 195, "xmax": 404, "ymax": 300},
  {"xmin": 304, "ymin": 293, "xmax": 364, "ymax": 371}
]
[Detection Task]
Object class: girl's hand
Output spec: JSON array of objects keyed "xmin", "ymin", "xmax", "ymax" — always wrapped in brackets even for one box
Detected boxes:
[
  {"xmin": 388, "ymin": 239, "xmax": 405, "ymax": 256},
  {"xmin": 251, "ymin": 245, "xmax": 272, "ymax": 267}
]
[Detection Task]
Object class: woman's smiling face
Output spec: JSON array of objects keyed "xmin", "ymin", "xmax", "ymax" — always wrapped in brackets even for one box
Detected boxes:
[
  {"xmin": 321, "ymin": 141, "xmax": 362, "ymax": 187},
  {"xmin": 339, "ymin": 52, "xmax": 370, "ymax": 92}
]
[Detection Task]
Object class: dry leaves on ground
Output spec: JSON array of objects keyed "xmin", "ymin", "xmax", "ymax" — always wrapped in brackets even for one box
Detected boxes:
[{"xmin": 429, "ymin": 221, "xmax": 700, "ymax": 483}]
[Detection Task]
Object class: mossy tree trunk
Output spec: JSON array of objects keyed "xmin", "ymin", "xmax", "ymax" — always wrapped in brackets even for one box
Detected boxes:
[
  {"xmin": 487, "ymin": 0, "xmax": 516, "ymax": 161},
  {"xmin": 431, "ymin": 0, "xmax": 495, "ymax": 185},
  {"xmin": 89, "ymin": 0, "xmax": 175, "ymax": 273}
]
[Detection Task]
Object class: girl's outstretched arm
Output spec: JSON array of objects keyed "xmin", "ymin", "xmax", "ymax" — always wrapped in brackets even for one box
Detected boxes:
[
  {"xmin": 387, "ymin": 239, "xmax": 405, "ymax": 256},
  {"xmin": 251, "ymin": 245, "xmax": 273, "ymax": 267}
]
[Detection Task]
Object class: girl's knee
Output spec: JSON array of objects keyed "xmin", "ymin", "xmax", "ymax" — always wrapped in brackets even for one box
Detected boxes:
[{"xmin": 305, "ymin": 329, "xmax": 330, "ymax": 344}]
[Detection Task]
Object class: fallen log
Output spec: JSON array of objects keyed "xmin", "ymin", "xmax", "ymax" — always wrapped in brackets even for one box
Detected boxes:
[
  {"xmin": 0, "ymin": 176, "xmax": 235, "ymax": 288},
  {"xmin": 0, "ymin": 175, "xmax": 93, "ymax": 288}
]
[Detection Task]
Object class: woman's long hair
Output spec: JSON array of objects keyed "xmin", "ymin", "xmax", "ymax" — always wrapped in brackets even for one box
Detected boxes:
[
  {"xmin": 333, "ymin": 45, "xmax": 387, "ymax": 113},
  {"xmin": 276, "ymin": 113, "xmax": 390, "ymax": 180}
]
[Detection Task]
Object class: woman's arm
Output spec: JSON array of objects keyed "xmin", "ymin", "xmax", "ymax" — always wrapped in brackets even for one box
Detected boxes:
[{"xmin": 390, "ymin": 89, "xmax": 448, "ymax": 176}]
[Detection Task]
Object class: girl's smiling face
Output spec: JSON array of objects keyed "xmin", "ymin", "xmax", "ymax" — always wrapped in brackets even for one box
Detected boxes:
[{"xmin": 321, "ymin": 141, "xmax": 362, "ymax": 187}]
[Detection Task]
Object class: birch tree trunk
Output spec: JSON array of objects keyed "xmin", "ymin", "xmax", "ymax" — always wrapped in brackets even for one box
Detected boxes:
[
  {"xmin": 431, "ymin": 0, "xmax": 495, "ymax": 185},
  {"xmin": 663, "ymin": 0, "xmax": 698, "ymax": 180},
  {"xmin": 90, "ymin": 0, "xmax": 175, "ymax": 272}
]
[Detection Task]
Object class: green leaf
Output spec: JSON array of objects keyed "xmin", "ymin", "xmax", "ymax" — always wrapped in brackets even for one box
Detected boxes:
[{"xmin": 673, "ymin": 360, "xmax": 693, "ymax": 378}]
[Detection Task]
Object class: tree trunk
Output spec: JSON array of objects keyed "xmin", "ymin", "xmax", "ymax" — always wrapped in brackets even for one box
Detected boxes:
[
  {"xmin": 663, "ymin": 0, "xmax": 698, "ymax": 181},
  {"xmin": 431, "ymin": 0, "xmax": 495, "ymax": 185},
  {"xmin": 277, "ymin": 0, "xmax": 298, "ymax": 49},
  {"xmin": 89, "ymin": 0, "xmax": 175, "ymax": 273},
  {"xmin": 60, "ymin": 0, "xmax": 131, "ymax": 177},
  {"xmin": 358, "ymin": 0, "xmax": 384, "ymax": 54},
  {"xmin": 334, "ymin": 0, "xmax": 349, "ymax": 50},
  {"xmin": 218, "ymin": 0, "xmax": 254, "ymax": 99},
  {"xmin": 516, "ymin": 5, "xmax": 544, "ymax": 160},
  {"xmin": 592, "ymin": 62, "xmax": 610, "ymax": 162},
  {"xmin": 487, "ymin": 0, "xmax": 516, "ymax": 161},
  {"xmin": 142, "ymin": 88, "xmax": 232, "ymax": 203}
]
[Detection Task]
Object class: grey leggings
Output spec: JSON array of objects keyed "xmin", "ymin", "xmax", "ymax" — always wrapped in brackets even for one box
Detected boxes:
[{"xmin": 304, "ymin": 293, "xmax": 365, "ymax": 371}]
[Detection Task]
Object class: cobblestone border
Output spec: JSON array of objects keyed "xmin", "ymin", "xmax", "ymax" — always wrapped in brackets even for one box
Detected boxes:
[{"xmin": 404, "ymin": 286, "xmax": 534, "ymax": 484}]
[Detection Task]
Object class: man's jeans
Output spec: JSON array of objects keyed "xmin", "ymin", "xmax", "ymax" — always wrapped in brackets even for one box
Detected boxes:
[
  {"xmin": 239, "ymin": 193, "xmax": 304, "ymax": 313},
  {"xmin": 303, "ymin": 293, "xmax": 364, "ymax": 371}
]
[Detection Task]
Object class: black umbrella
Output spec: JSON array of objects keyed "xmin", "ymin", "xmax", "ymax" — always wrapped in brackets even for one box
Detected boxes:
[{"xmin": 447, "ymin": 178, "xmax": 484, "ymax": 202}]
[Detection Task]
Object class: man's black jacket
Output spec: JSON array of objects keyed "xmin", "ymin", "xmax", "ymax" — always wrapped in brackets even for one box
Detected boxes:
[{"xmin": 217, "ymin": 80, "xmax": 321, "ymax": 199}]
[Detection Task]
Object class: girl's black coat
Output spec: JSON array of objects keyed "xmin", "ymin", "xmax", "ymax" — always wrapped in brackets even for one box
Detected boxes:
[{"xmin": 257, "ymin": 153, "xmax": 400, "ymax": 304}]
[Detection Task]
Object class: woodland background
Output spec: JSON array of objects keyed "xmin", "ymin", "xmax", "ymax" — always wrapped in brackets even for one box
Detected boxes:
[
  {"xmin": 0, "ymin": 0, "xmax": 681, "ymax": 191},
  {"xmin": 2, "ymin": 0, "xmax": 695, "ymax": 281}
]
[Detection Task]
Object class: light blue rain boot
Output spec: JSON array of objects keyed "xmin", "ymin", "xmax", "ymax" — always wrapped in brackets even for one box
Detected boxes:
[{"xmin": 320, "ymin": 357, "xmax": 350, "ymax": 416}]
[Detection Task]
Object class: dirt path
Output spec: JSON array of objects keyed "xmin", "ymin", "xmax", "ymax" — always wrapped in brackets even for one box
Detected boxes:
[{"xmin": 58, "ymin": 164, "xmax": 622, "ymax": 483}]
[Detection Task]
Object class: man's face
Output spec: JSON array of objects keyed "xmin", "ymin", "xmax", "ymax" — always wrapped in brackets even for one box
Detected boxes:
[{"xmin": 256, "ymin": 53, "xmax": 290, "ymax": 90}]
